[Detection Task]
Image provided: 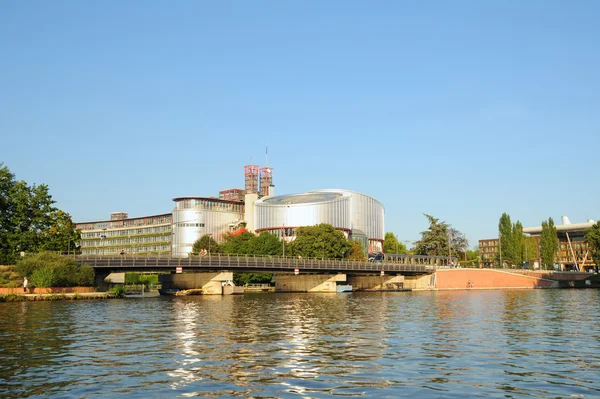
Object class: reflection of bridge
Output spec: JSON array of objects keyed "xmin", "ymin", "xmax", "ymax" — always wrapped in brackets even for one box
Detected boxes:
[{"xmin": 74, "ymin": 253, "xmax": 452, "ymax": 275}]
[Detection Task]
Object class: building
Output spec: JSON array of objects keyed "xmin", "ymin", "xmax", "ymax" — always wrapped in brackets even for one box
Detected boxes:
[
  {"xmin": 254, "ymin": 189, "xmax": 384, "ymax": 253},
  {"xmin": 76, "ymin": 164, "xmax": 387, "ymax": 257},
  {"xmin": 523, "ymin": 216, "xmax": 597, "ymax": 272},
  {"xmin": 479, "ymin": 238, "xmax": 499, "ymax": 267},
  {"xmin": 219, "ymin": 188, "xmax": 246, "ymax": 201},
  {"xmin": 171, "ymin": 197, "xmax": 245, "ymax": 257},
  {"xmin": 77, "ymin": 212, "xmax": 172, "ymax": 255}
]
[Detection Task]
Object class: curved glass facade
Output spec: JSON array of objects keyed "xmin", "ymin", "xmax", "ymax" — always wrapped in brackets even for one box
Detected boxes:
[
  {"xmin": 255, "ymin": 189, "xmax": 384, "ymax": 252},
  {"xmin": 171, "ymin": 198, "xmax": 244, "ymax": 257}
]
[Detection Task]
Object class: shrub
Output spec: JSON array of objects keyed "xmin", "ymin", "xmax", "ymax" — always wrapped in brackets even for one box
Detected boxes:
[
  {"xmin": 14, "ymin": 252, "xmax": 95, "ymax": 287},
  {"xmin": 32, "ymin": 266, "xmax": 56, "ymax": 288},
  {"xmin": 111, "ymin": 285, "xmax": 125, "ymax": 298}
]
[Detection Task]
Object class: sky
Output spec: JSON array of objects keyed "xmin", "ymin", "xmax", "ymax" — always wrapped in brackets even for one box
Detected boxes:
[{"xmin": 1, "ymin": 1, "xmax": 599, "ymax": 247}]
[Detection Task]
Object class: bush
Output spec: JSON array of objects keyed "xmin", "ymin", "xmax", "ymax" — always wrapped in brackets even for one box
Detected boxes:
[
  {"xmin": 111, "ymin": 285, "xmax": 125, "ymax": 298},
  {"xmin": 14, "ymin": 252, "xmax": 95, "ymax": 287},
  {"xmin": 125, "ymin": 273, "xmax": 159, "ymax": 285},
  {"xmin": 32, "ymin": 266, "xmax": 56, "ymax": 288}
]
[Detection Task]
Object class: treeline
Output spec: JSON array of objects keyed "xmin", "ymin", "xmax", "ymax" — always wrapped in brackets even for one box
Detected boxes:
[
  {"xmin": 498, "ymin": 213, "xmax": 558, "ymax": 270},
  {"xmin": 15, "ymin": 252, "xmax": 94, "ymax": 288},
  {"xmin": 192, "ymin": 223, "xmax": 366, "ymax": 260},
  {"xmin": 0, "ymin": 164, "xmax": 80, "ymax": 264}
]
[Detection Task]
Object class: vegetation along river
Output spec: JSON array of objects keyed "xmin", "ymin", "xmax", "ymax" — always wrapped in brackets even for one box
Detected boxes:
[{"xmin": 1, "ymin": 289, "xmax": 599, "ymax": 398}]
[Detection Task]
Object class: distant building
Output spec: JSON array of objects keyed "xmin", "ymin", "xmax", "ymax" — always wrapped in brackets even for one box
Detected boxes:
[
  {"xmin": 76, "ymin": 165, "xmax": 387, "ymax": 257},
  {"xmin": 479, "ymin": 238, "xmax": 499, "ymax": 267},
  {"xmin": 171, "ymin": 197, "xmax": 245, "ymax": 257},
  {"xmin": 254, "ymin": 189, "xmax": 384, "ymax": 253},
  {"xmin": 523, "ymin": 216, "xmax": 597, "ymax": 272},
  {"xmin": 77, "ymin": 213, "xmax": 172, "ymax": 255}
]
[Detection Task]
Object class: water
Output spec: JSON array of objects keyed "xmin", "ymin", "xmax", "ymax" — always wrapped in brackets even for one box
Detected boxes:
[{"xmin": 1, "ymin": 290, "xmax": 599, "ymax": 398}]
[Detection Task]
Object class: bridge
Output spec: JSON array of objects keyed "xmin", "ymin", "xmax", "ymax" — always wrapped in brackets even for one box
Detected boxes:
[
  {"xmin": 74, "ymin": 253, "xmax": 455, "ymax": 294},
  {"xmin": 74, "ymin": 253, "xmax": 453, "ymax": 275}
]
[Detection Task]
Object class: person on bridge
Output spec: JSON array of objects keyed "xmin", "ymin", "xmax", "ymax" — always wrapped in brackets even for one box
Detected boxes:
[{"xmin": 23, "ymin": 276, "xmax": 28, "ymax": 293}]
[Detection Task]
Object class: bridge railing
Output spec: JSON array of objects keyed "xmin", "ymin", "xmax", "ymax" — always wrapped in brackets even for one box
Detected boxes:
[{"xmin": 73, "ymin": 252, "xmax": 454, "ymax": 272}]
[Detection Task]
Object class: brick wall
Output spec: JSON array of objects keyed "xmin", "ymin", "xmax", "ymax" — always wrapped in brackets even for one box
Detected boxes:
[{"xmin": 435, "ymin": 269, "xmax": 556, "ymax": 289}]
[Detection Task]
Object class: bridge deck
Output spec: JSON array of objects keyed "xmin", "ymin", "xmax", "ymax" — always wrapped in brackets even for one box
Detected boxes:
[{"xmin": 74, "ymin": 254, "xmax": 452, "ymax": 275}]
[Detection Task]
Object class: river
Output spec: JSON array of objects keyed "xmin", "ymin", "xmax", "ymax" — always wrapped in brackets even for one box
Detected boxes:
[{"xmin": 1, "ymin": 289, "xmax": 599, "ymax": 398}]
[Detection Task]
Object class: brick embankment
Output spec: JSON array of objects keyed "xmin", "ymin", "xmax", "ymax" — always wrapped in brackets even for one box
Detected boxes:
[
  {"xmin": 434, "ymin": 269, "xmax": 557, "ymax": 290},
  {"xmin": 0, "ymin": 287, "xmax": 96, "ymax": 295}
]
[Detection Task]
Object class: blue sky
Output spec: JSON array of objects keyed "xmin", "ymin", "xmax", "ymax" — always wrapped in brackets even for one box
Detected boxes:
[{"xmin": 1, "ymin": 1, "xmax": 598, "ymax": 247}]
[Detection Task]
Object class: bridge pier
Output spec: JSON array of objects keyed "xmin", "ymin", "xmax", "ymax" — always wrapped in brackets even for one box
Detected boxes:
[
  {"xmin": 348, "ymin": 274, "xmax": 406, "ymax": 291},
  {"xmin": 273, "ymin": 273, "xmax": 347, "ymax": 292},
  {"xmin": 94, "ymin": 270, "xmax": 111, "ymax": 292},
  {"xmin": 159, "ymin": 272, "xmax": 234, "ymax": 295}
]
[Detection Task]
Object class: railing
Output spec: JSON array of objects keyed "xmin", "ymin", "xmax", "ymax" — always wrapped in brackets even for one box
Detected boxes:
[{"xmin": 72, "ymin": 253, "xmax": 454, "ymax": 274}]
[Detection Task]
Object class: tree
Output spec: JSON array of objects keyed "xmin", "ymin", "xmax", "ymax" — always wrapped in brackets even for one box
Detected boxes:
[
  {"xmin": 191, "ymin": 234, "xmax": 221, "ymax": 255},
  {"xmin": 585, "ymin": 221, "xmax": 600, "ymax": 268},
  {"xmin": 523, "ymin": 236, "xmax": 539, "ymax": 264},
  {"xmin": 39, "ymin": 210, "xmax": 81, "ymax": 253},
  {"xmin": 413, "ymin": 214, "xmax": 449, "ymax": 256},
  {"xmin": 220, "ymin": 231, "xmax": 255, "ymax": 254},
  {"xmin": 14, "ymin": 252, "xmax": 94, "ymax": 287},
  {"xmin": 498, "ymin": 213, "xmax": 526, "ymax": 267},
  {"xmin": 0, "ymin": 163, "xmax": 79, "ymax": 264},
  {"xmin": 248, "ymin": 232, "xmax": 283, "ymax": 256},
  {"xmin": 540, "ymin": 218, "xmax": 558, "ymax": 270},
  {"xmin": 289, "ymin": 224, "xmax": 351, "ymax": 259},
  {"xmin": 347, "ymin": 240, "xmax": 367, "ymax": 261},
  {"xmin": 383, "ymin": 232, "xmax": 407, "ymax": 254}
]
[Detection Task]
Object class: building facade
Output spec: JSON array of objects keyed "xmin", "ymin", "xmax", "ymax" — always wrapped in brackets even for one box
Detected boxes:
[
  {"xmin": 171, "ymin": 197, "xmax": 245, "ymax": 257},
  {"xmin": 523, "ymin": 217, "xmax": 597, "ymax": 272},
  {"xmin": 77, "ymin": 212, "xmax": 172, "ymax": 255},
  {"xmin": 479, "ymin": 238, "xmax": 499, "ymax": 267},
  {"xmin": 254, "ymin": 189, "xmax": 384, "ymax": 253}
]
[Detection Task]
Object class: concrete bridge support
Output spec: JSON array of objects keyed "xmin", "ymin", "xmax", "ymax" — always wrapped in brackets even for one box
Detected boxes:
[
  {"xmin": 94, "ymin": 270, "xmax": 111, "ymax": 292},
  {"xmin": 159, "ymin": 272, "xmax": 234, "ymax": 295},
  {"xmin": 347, "ymin": 274, "xmax": 406, "ymax": 291},
  {"xmin": 273, "ymin": 274, "xmax": 347, "ymax": 292}
]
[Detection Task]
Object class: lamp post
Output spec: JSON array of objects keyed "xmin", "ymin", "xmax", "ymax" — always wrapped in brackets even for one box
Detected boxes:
[{"xmin": 208, "ymin": 233, "xmax": 212, "ymax": 255}]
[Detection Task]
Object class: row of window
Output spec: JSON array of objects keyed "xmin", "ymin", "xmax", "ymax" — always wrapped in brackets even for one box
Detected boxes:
[
  {"xmin": 85, "ymin": 236, "xmax": 172, "ymax": 247},
  {"xmin": 82, "ymin": 245, "xmax": 171, "ymax": 255},
  {"xmin": 177, "ymin": 199, "xmax": 244, "ymax": 213},
  {"xmin": 174, "ymin": 223, "xmax": 205, "ymax": 228},
  {"xmin": 81, "ymin": 226, "xmax": 172, "ymax": 239}
]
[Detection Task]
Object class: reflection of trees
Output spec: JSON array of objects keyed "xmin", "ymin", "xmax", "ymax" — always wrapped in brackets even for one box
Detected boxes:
[{"xmin": 0, "ymin": 301, "xmax": 75, "ymax": 397}]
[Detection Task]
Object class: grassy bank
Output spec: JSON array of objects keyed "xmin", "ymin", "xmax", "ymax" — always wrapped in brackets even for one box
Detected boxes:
[{"xmin": 0, "ymin": 292, "xmax": 114, "ymax": 302}]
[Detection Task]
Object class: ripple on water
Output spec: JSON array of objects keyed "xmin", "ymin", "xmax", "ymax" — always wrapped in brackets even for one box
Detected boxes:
[{"xmin": 0, "ymin": 290, "xmax": 599, "ymax": 398}]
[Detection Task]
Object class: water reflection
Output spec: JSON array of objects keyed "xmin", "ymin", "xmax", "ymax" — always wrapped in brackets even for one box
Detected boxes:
[{"xmin": 1, "ymin": 290, "xmax": 599, "ymax": 398}]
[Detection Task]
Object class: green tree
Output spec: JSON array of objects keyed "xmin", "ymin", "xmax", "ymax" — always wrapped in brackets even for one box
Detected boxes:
[
  {"xmin": 248, "ymin": 232, "xmax": 283, "ymax": 255},
  {"xmin": 233, "ymin": 272, "xmax": 273, "ymax": 286},
  {"xmin": 498, "ymin": 213, "xmax": 526, "ymax": 267},
  {"xmin": 289, "ymin": 224, "xmax": 351, "ymax": 259},
  {"xmin": 540, "ymin": 218, "xmax": 558, "ymax": 270},
  {"xmin": 584, "ymin": 221, "xmax": 600, "ymax": 268},
  {"xmin": 0, "ymin": 164, "xmax": 79, "ymax": 264},
  {"xmin": 523, "ymin": 236, "xmax": 539, "ymax": 264},
  {"xmin": 14, "ymin": 252, "xmax": 94, "ymax": 287},
  {"xmin": 348, "ymin": 240, "xmax": 367, "ymax": 261},
  {"xmin": 39, "ymin": 210, "xmax": 81, "ymax": 254},
  {"xmin": 191, "ymin": 234, "xmax": 221, "ymax": 255},
  {"xmin": 220, "ymin": 231, "xmax": 255, "ymax": 254},
  {"xmin": 414, "ymin": 214, "xmax": 449, "ymax": 256},
  {"xmin": 383, "ymin": 232, "xmax": 407, "ymax": 254},
  {"xmin": 413, "ymin": 215, "xmax": 467, "ymax": 260},
  {"xmin": 465, "ymin": 249, "xmax": 479, "ymax": 266}
]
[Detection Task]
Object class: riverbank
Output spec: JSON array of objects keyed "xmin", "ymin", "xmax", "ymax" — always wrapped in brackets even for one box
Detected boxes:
[{"xmin": 0, "ymin": 292, "xmax": 114, "ymax": 302}]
